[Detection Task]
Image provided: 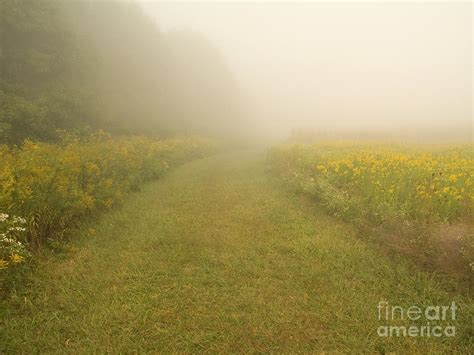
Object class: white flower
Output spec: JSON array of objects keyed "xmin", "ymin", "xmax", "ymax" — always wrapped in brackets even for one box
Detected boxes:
[
  {"xmin": 0, "ymin": 234, "xmax": 22, "ymax": 246},
  {"xmin": 0, "ymin": 213, "xmax": 9, "ymax": 222},
  {"xmin": 13, "ymin": 216, "xmax": 26, "ymax": 224},
  {"xmin": 8, "ymin": 227, "xmax": 26, "ymax": 232}
]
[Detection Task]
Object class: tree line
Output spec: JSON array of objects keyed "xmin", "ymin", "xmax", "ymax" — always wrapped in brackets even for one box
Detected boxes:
[{"xmin": 0, "ymin": 0, "xmax": 243, "ymax": 145}]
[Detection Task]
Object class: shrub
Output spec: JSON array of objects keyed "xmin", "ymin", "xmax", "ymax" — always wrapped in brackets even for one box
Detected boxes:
[
  {"xmin": 0, "ymin": 213, "xmax": 30, "ymax": 269},
  {"xmin": 0, "ymin": 132, "xmax": 217, "ymax": 247},
  {"xmin": 268, "ymin": 142, "xmax": 474, "ymax": 278}
]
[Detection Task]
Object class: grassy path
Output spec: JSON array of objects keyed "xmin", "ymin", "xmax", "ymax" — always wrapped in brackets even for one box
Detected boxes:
[{"xmin": 1, "ymin": 151, "xmax": 472, "ymax": 352}]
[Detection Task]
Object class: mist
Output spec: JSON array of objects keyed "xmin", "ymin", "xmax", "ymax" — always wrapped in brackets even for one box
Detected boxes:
[
  {"xmin": 2, "ymin": 1, "xmax": 474, "ymax": 351},
  {"xmin": 140, "ymin": 1, "xmax": 472, "ymax": 142},
  {"xmin": 2, "ymin": 0, "xmax": 470, "ymax": 144}
]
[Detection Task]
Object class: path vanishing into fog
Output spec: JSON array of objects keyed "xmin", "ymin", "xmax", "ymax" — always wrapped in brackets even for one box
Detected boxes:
[{"xmin": 1, "ymin": 151, "xmax": 469, "ymax": 352}]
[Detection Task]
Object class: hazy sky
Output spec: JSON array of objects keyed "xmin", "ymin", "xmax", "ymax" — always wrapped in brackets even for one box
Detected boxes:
[{"xmin": 139, "ymin": 1, "xmax": 472, "ymax": 139}]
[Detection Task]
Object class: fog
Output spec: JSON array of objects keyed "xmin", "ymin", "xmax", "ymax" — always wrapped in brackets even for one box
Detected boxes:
[
  {"xmin": 140, "ymin": 1, "xmax": 472, "ymax": 142},
  {"xmin": 1, "ymin": 1, "xmax": 471, "ymax": 144}
]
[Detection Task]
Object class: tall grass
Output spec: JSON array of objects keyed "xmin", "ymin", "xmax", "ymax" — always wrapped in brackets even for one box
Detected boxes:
[
  {"xmin": 0, "ymin": 132, "xmax": 217, "ymax": 248},
  {"xmin": 268, "ymin": 142, "xmax": 474, "ymax": 279}
]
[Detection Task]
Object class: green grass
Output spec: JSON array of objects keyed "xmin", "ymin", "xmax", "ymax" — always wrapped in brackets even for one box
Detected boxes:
[{"xmin": 1, "ymin": 151, "xmax": 473, "ymax": 352}]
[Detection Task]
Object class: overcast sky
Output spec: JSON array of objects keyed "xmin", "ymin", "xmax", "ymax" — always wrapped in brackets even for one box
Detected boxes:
[{"xmin": 139, "ymin": 1, "xmax": 472, "ymax": 139}]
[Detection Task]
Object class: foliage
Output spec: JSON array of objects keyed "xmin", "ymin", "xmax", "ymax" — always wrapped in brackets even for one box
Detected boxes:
[
  {"xmin": 1, "ymin": 152, "xmax": 472, "ymax": 352},
  {"xmin": 0, "ymin": 133, "xmax": 217, "ymax": 246},
  {"xmin": 0, "ymin": 213, "xmax": 30, "ymax": 270},
  {"xmin": 0, "ymin": 0, "xmax": 243, "ymax": 145},
  {"xmin": 0, "ymin": 213, "xmax": 31, "ymax": 289},
  {"xmin": 268, "ymin": 142, "xmax": 474, "ymax": 275},
  {"xmin": 0, "ymin": 0, "xmax": 102, "ymax": 144}
]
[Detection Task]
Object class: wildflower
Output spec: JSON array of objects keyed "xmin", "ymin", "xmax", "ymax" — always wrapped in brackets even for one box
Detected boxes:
[
  {"xmin": 316, "ymin": 165, "xmax": 327, "ymax": 173},
  {"xmin": 10, "ymin": 254, "xmax": 24, "ymax": 263},
  {"xmin": 448, "ymin": 174, "xmax": 458, "ymax": 183},
  {"xmin": 12, "ymin": 216, "xmax": 27, "ymax": 224},
  {"xmin": 0, "ymin": 213, "xmax": 9, "ymax": 222},
  {"xmin": 8, "ymin": 226, "xmax": 26, "ymax": 232}
]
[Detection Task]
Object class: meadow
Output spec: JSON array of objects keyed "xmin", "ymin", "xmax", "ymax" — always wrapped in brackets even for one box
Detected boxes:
[
  {"xmin": 2, "ymin": 151, "xmax": 473, "ymax": 353},
  {"xmin": 1, "ymin": 0, "xmax": 472, "ymax": 351},
  {"xmin": 268, "ymin": 142, "xmax": 474, "ymax": 280},
  {"xmin": 0, "ymin": 133, "xmax": 216, "ymax": 281}
]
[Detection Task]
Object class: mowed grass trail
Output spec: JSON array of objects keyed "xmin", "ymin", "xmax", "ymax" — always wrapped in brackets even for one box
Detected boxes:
[{"xmin": 1, "ymin": 151, "xmax": 472, "ymax": 353}]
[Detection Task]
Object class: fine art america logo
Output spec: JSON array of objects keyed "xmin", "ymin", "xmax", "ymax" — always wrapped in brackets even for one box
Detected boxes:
[{"xmin": 377, "ymin": 301, "xmax": 457, "ymax": 337}]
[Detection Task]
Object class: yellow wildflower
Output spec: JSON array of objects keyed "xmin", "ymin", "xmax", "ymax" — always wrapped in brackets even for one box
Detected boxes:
[
  {"xmin": 448, "ymin": 174, "xmax": 458, "ymax": 183},
  {"xmin": 10, "ymin": 254, "xmax": 24, "ymax": 263}
]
